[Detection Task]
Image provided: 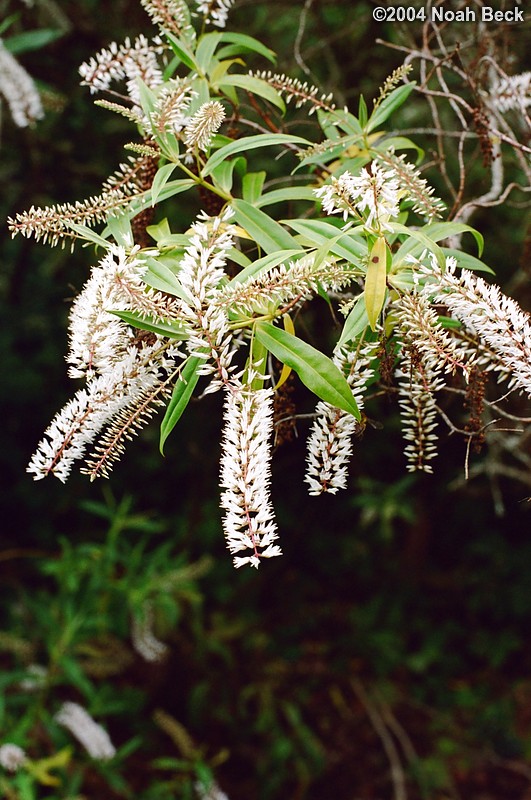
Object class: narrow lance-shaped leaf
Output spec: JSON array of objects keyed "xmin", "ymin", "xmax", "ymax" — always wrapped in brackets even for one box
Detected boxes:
[
  {"xmin": 202, "ymin": 133, "xmax": 310, "ymax": 178},
  {"xmin": 110, "ymin": 309, "xmax": 188, "ymax": 340},
  {"xmin": 160, "ymin": 356, "xmax": 202, "ymax": 453},
  {"xmin": 274, "ymin": 315, "xmax": 295, "ymax": 390},
  {"xmin": 255, "ymin": 321, "xmax": 360, "ymax": 419},
  {"xmin": 365, "ymin": 236, "xmax": 388, "ymax": 331},
  {"xmin": 231, "ymin": 199, "xmax": 299, "ymax": 253}
]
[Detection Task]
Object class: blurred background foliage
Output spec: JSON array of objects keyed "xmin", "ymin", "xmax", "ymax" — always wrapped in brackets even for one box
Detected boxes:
[{"xmin": 1, "ymin": 0, "xmax": 530, "ymax": 798}]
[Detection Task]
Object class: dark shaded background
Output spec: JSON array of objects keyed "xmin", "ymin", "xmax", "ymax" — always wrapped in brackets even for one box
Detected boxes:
[{"xmin": 1, "ymin": 1, "xmax": 531, "ymax": 798}]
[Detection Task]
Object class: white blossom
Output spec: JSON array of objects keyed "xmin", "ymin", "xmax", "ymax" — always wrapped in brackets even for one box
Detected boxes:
[
  {"xmin": 220, "ymin": 383, "xmax": 281, "ymax": 568},
  {"xmin": 396, "ymin": 344, "xmax": 443, "ymax": 473},
  {"xmin": 489, "ymin": 71, "xmax": 531, "ymax": 114},
  {"xmin": 305, "ymin": 340, "xmax": 378, "ymax": 495},
  {"xmin": 131, "ymin": 603, "xmax": 169, "ymax": 662},
  {"xmin": 0, "ymin": 39, "xmax": 43, "ymax": 127},
  {"xmin": 79, "ymin": 35, "xmax": 164, "ymax": 106},
  {"xmin": 28, "ymin": 345, "xmax": 163, "ymax": 482},
  {"xmin": 421, "ymin": 256, "xmax": 531, "ymax": 396},
  {"xmin": 0, "ymin": 744, "xmax": 26, "ymax": 773},
  {"xmin": 184, "ymin": 101, "xmax": 225, "ymax": 151},
  {"xmin": 195, "ymin": 0, "xmax": 234, "ymax": 28},
  {"xmin": 55, "ymin": 702, "xmax": 116, "ymax": 760},
  {"xmin": 315, "ymin": 165, "xmax": 401, "ymax": 231},
  {"xmin": 177, "ymin": 209, "xmax": 237, "ymax": 391}
]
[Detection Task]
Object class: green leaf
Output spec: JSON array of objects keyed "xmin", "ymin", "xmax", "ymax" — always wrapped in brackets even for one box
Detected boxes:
[
  {"xmin": 337, "ymin": 295, "xmax": 369, "ymax": 347},
  {"xmin": 202, "ymin": 133, "xmax": 310, "ymax": 178},
  {"xmin": 160, "ymin": 357, "xmax": 202, "ymax": 453},
  {"xmin": 128, "ymin": 179, "xmax": 195, "ymax": 215},
  {"xmin": 66, "ymin": 222, "xmax": 111, "ymax": 248},
  {"xmin": 142, "ymin": 256, "xmax": 192, "ymax": 302},
  {"xmin": 365, "ymin": 236, "xmax": 388, "ymax": 330},
  {"xmin": 104, "ymin": 214, "xmax": 133, "ymax": 246},
  {"xmin": 388, "ymin": 221, "xmax": 446, "ymax": 268},
  {"xmin": 218, "ymin": 74, "xmax": 285, "ymax": 113},
  {"xmin": 210, "ymin": 156, "xmax": 243, "ymax": 195},
  {"xmin": 196, "ymin": 32, "xmax": 223, "ymax": 71},
  {"xmin": 372, "ymin": 135, "xmax": 424, "ymax": 162},
  {"xmin": 256, "ymin": 186, "xmax": 317, "ymax": 207},
  {"xmin": 358, "ymin": 95, "xmax": 368, "ymax": 128},
  {"xmin": 242, "ymin": 171, "xmax": 266, "ymax": 204},
  {"xmin": 5, "ymin": 28, "xmax": 64, "ymax": 54},
  {"xmin": 255, "ymin": 322, "xmax": 360, "ymax": 419},
  {"xmin": 146, "ymin": 218, "xmax": 172, "ymax": 244},
  {"xmin": 150, "ymin": 163, "xmax": 177, "ymax": 206},
  {"xmin": 231, "ymin": 199, "xmax": 299, "ymax": 253},
  {"xmin": 367, "ymin": 83, "xmax": 416, "ymax": 132},
  {"xmin": 166, "ymin": 32, "xmax": 199, "ymax": 71},
  {"xmin": 110, "ymin": 309, "xmax": 188, "ymax": 340},
  {"xmin": 284, "ymin": 219, "xmax": 366, "ymax": 263},
  {"xmin": 420, "ymin": 221, "xmax": 484, "ymax": 256},
  {"xmin": 441, "ymin": 248, "xmax": 494, "ymax": 274},
  {"xmin": 218, "ymin": 32, "xmax": 276, "ymax": 63}
]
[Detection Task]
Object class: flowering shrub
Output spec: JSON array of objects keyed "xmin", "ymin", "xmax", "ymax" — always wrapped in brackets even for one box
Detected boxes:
[{"xmin": 8, "ymin": 0, "xmax": 531, "ymax": 569}]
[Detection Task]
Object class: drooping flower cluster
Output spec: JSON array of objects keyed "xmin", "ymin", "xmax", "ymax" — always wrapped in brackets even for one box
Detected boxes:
[
  {"xmin": 421, "ymin": 256, "xmax": 531, "ymax": 395},
  {"xmin": 55, "ymin": 702, "xmax": 116, "ymax": 761},
  {"xmin": 489, "ymin": 71, "xmax": 531, "ymax": 115},
  {"xmin": 0, "ymin": 38, "xmax": 43, "ymax": 127},
  {"xmin": 396, "ymin": 343, "xmax": 443, "ymax": 473},
  {"xmin": 305, "ymin": 339, "xmax": 379, "ymax": 494},
  {"xmin": 131, "ymin": 603, "xmax": 169, "ymax": 662},
  {"xmin": 220, "ymin": 382, "xmax": 281, "ymax": 568}
]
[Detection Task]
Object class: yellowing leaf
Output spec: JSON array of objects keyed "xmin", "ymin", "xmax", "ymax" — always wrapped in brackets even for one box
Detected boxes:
[
  {"xmin": 274, "ymin": 315, "xmax": 294, "ymax": 389},
  {"xmin": 365, "ymin": 236, "xmax": 388, "ymax": 331}
]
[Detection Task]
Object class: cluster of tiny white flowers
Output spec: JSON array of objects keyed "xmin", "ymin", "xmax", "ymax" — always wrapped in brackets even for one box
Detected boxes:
[
  {"xmin": 421, "ymin": 256, "xmax": 531, "ymax": 396},
  {"xmin": 27, "ymin": 345, "xmax": 162, "ymax": 482},
  {"xmin": 250, "ymin": 70, "xmax": 336, "ymax": 113},
  {"xmin": 150, "ymin": 77, "xmax": 195, "ymax": 134},
  {"xmin": 55, "ymin": 702, "xmax": 116, "ymax": 761},
  {"xmin": 0, "ymin": 39, "xmax": 43, "ymax": 127},
  {"xmin": 79, "ymin": 35, "xmax": 164, "ymax": 106},
  {"xmin": 66, "ymin": 246, "xmax": 138, "ymax": 380},
  {"xmin": 305, "ymin": 340, "xmax": 378, "ymax": 494},
  {"xmin": 393, "ymin": 291, "xmax": 474, "ymax": 381},
  {"xmin": 194, "ymin": 0, "xmax": 234, "ymax": 28},
  {"xmin": 140, "ymin": 0, "xmax": 193, "ymax": 36},
  {"xmin": 220, "ymin": 382, "xmax": 281, "ymax": 568},
  {"xmin": 489, "ymin": 71, "xmax": 531, "ymax": 114},
  {"xmin": 216, "ymin": 255, "xmax": 351, "ymax": 317},
  {"xmin": 178, "ymin": 209, "xmax": 237, "ymax": 391},
  {"xmin": 0, "ymin": 743, "xmax": 26, "ymax": 773},
  {"xmin": 184, "ymin": 100, "xmax": 226, "ymax": 151},
  {"xmin": 314, "ymin": 165, "xmax": 401, "ymax": 231},
  {"xmin": 396, "ymin": 345, "xmax": 443, "ymax": 473},
  {"xmin": 376, "ymin": 152, "xmax": 446, "ymax": 220},
  {"xmin": 131, "ymin": 603, "xmax": 169, "ymax": 662}
]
